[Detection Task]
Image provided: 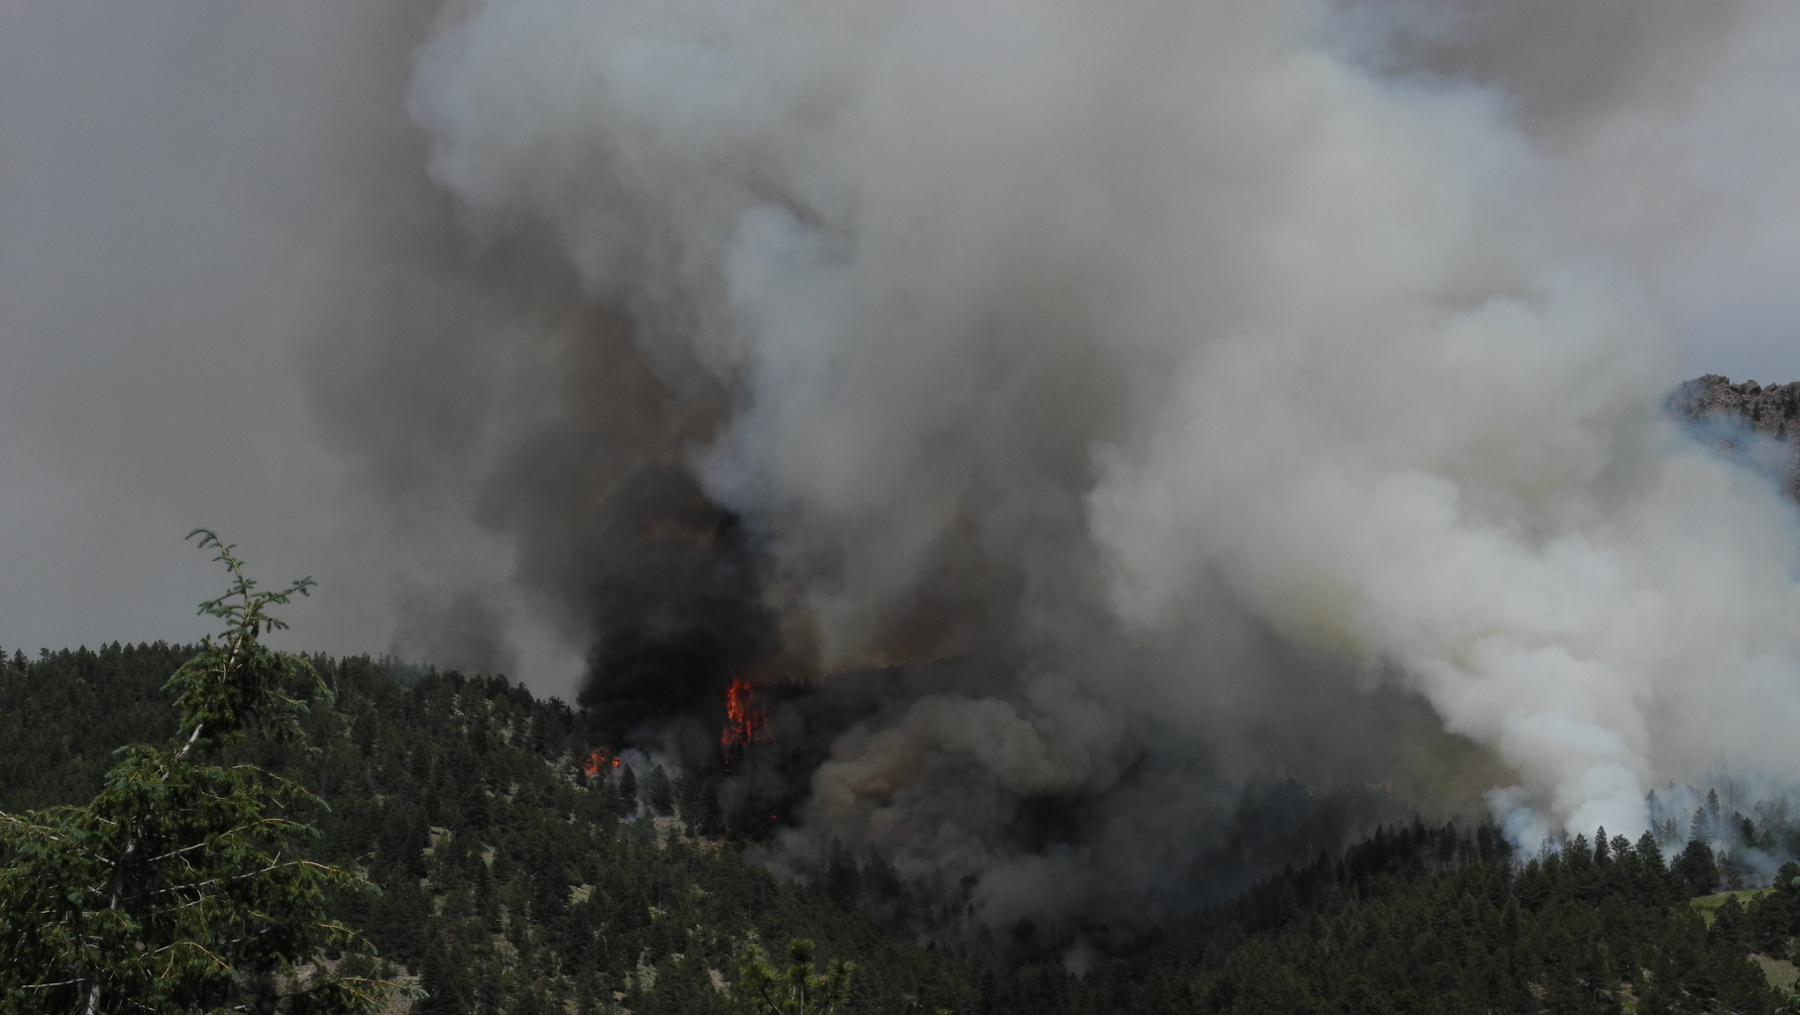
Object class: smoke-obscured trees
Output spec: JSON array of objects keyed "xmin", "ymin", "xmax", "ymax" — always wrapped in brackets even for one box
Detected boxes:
[
  {"xmin": 0, "ymin": 533, "xmax": 395, "ymax": 1014},
  {"xmin": 650, "ymin": 763, "xmax": 675, "ymax": 816},
  {"xmin": 619, "ymin": 764, "xmax": 639, "ymax": 818}
]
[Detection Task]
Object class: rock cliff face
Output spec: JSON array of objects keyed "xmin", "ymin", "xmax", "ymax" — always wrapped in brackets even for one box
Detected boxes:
[{"xmin": 1670, "ymin": 374, "xmax": 1800, "ymax": 499}]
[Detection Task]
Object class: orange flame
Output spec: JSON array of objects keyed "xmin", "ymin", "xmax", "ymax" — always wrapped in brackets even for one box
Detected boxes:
[
  {"xmin": 721, "ymin": 677, "xmax": 771, "ymax": 756},
  {"xmin": 583, "ymin": 748, "xmax": 622, "ymax": 776}
]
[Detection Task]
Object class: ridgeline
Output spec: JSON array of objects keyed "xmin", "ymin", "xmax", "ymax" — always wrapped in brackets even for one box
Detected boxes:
[{"xmin": 5, "ymin": 642, "xmax": 1799, "ymax": 1014}]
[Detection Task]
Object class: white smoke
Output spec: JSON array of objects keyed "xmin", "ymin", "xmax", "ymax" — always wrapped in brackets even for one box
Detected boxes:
[{"xmin": 406, "ymin": 0, "xmax": 1800, "ymax": 922}]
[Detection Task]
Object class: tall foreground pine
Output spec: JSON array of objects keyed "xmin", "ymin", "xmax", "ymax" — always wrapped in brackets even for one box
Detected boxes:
[{"xmin": 0, "ymin": 532, "xmax": 394, "ymax": 1014}]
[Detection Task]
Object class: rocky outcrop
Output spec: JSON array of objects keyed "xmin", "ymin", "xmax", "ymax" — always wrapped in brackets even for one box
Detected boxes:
[{"xmin": 1669, "ymin": 374, "xmax": 1800, "ymax": 499}]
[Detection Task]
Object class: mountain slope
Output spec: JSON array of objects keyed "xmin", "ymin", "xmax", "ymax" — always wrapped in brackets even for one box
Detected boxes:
[{"xmin": 6, "ymin": 642, "xmax": 1797, "ymax": 1013}]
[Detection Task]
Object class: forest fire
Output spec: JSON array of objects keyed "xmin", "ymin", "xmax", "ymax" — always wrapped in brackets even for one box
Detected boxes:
[
  {"xmin": 583, "ymin": 748, "xmax": 621, "ymax": 776},
  {"xmin": 720, "ymin": 677, "xmax": 771, "ymax": 761}
]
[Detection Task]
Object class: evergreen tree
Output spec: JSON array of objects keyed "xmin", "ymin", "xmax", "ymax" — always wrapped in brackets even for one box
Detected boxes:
[
  {"xmin": 738, "ymin": 939, "xmax": 854, "ymax": 1015},
  {"xmin": 649, "ymin": 764, "xmax": 675, "ymax": 817},
  {"xmin": 619, "ymin": 764, "xmax": 640, "ymax": 818},
  {"xmin": 1692, "ymin": 807, "xmax": 1712, "ymax": 846},
  {"xmin": 1672, "ymin": 839, "xmax": 1721, "ymax": 898},
  {"xmin": 1635, "ymin": 832, "xmax": 1672, "ymax": 905},
  {"xmin": 0, "ymin": 532, "xmax": 396, "ymax": 1013}
]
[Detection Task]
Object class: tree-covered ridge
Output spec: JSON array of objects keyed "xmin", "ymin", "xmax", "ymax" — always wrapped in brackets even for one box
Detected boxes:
[
  {"xmin": 1184, "ymin": 834, "xmax": 1784, "ymax": 1014},
  {"xmin": 0, "ymin": 641, "xmax": 188, "ymax": 813},
  {"xmin": 0, "ymin": 534, "xmax": 391, "ymax": 1013},
  {"xmin": 1, "ymin": 643, "xmax": 975, "ymax": 1014},
  {"xmin": 309, "ymin": 662, "xmax": 975, "ymax": 1015},
  {"xmin": 5, "ymin": 640, "xmax": 1798, "ymax": 1014}
]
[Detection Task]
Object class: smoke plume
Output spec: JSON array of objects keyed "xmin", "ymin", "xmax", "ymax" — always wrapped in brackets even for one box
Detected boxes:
[
  {"xmin": 9, "ymin": 0, "xmax": 1800, "ymax": 944},
  {"xmin": 376, "ymin": 0, "xmax": 1800, "ymax": 934}
]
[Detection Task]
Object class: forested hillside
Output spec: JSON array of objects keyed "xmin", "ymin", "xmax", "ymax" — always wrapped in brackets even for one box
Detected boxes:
[
  {"xmin": 0, "ymin": 644, "xmax": 976, "ymax": 1014},
  {"xmin": 4, "ymin": 643, "xmax": 1798, "ymax": 1014}
]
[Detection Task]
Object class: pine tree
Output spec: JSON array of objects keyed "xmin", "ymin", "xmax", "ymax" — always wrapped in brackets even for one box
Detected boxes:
[
  {"xmin": 0, "ymin": 532, "xmax": 397, "ymax": 1013},
  {"xmin": 737, "ymin": 939, "xmax": 854, "ymax": 1015},
  {"xmin": 1672, "ymin": 839, "xmax": 1721, "ymax": 898},
  {"xmin": 675, "ymin": 773, "xmax": 705, "ymax": 829},
  {"xmin": 619, "ymin": 765, "xmax": 639, "ymax": 818},
  {"xmin": 648, "ymin": 764, "xmax": 675, "ymax": 817},
  {"xmin": 1691, "ymin": 807, "xmax": 1712, "ymax": 846},
  {"xmin": 1634, "ymin": 832, "xmax": 1670, "ymax": 905}
]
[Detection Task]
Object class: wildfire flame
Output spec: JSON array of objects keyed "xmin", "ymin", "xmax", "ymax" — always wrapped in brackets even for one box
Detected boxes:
[
  {"xmin": 720, "ymin": 677, "xmax": 771, "ymax": 756},
  {"xmin": 583, "ymin": 748, "xmax": 622, "ymax": 776}
]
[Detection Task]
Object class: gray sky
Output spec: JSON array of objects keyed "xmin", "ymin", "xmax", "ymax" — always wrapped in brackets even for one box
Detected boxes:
[
  {"xmin": 0, "ymin": 3, "xmax": 498, "ymax": 671},
  {"xmin": 0, "ymin": 0, "xmax": 1796, "ymax": 701}
]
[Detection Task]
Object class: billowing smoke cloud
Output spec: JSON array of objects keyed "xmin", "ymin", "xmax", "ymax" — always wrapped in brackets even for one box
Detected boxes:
[
  {"xmin": 8, "ymin": 0, "xmax": 1800, "ymax": 945},
  {"xmin": 393, "ymin": 0, "xmax": 1800, "ymax": 932}
]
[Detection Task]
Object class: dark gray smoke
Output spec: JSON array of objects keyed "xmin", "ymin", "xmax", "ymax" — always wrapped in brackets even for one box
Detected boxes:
[
  {"xmin": 574, "ymin": 464, "xmax": 783, "ymax": 746},
  {"xmin": 7, "ymin": 0, "xmax": 1800, "ymax": 946},
  {"xmin": 1339, "ymin": 0, "xmax": 1739, "ymax": 139}
]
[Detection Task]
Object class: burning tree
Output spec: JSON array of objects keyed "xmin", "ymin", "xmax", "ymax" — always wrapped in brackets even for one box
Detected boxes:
[
  {"xmin": 721, "ymin": 676, "xmax": 771, "ymax": 770},
  {"xmin": 583, "ymin": 747, "xmax": 622, "ymax": 776},
  {"xmin": 0, "ymin": 531, "xmax": 397, "ymax": 1014}
]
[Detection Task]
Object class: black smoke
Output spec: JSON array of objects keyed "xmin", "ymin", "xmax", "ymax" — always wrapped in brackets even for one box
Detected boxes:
[{"xmin": 574, "ymin": 464, "xmax": 784, "ymax": 763}]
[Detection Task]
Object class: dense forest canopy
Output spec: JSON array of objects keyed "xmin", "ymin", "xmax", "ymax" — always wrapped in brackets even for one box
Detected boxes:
[{"xmin": 6, "ymin": 638, "xmax": 1800, "ymax": 1013}]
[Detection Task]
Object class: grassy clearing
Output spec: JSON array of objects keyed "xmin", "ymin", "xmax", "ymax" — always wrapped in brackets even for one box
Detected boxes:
[
  {"xmin": 1691, "ymin": 889, "xmax": 1772, "ymax": 925},
  {"xmin": 1752, "ymin": 953, "xmax": 1800, "ymax": 991}
]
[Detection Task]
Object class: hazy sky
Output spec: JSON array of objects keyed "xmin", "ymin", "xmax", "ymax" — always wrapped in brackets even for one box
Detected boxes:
[
  {"xmin": 0, "ymin": 0, "xmax": 1797, "ymax": 700},
  {"xmin": 0, "ymin": 3, "xmax": 509, "ymax": 673}
]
